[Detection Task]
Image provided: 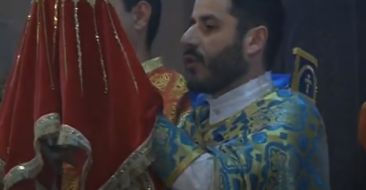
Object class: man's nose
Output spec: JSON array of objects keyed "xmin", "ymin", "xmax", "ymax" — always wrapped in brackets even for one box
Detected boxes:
[{"xmin": 181, "ymin": 26, "xmax": 200, "ymax": 49}]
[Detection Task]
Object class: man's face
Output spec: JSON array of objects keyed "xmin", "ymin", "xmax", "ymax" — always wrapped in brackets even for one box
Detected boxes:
[{"xmin": 181, "ymin": 0, "xmax": 248, "ymax": 94}]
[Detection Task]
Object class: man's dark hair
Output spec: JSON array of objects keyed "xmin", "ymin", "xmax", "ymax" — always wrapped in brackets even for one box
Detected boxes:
[
  {"xmin": 123, "ymin": 0, "xmax": 162, "ymax": 50},
  {"xmin": 230, "ymin": 0, "xmax": 285, "ymax": 70}
]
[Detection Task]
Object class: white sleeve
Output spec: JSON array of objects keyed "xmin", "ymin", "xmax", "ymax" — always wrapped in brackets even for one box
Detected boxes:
[{"xmin": 172, "ymin": 153, "xmax": 215, "ymax": 190}]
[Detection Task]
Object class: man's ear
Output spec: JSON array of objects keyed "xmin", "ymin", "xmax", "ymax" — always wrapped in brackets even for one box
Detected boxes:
[
  {"xmin": 243, "ymin": 26, "xmax": 268, "ymax": 56},
  {"xmin": 132, "ymin": 1, "xmax": 152, "ymax": 30}
]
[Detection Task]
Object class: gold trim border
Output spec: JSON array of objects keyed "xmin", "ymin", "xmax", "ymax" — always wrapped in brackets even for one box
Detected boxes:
[
  {"xmin": 292, "ymin": 47, "xmax": 318, "ymax": 66},
  {"xmin": 99, "ymin": 133, "xmax": 155, "ymax": 190},
  {"xmin": 3, "ymin": 113, "xmax": 61, "ymax": 190},
  {"xmin": 57, "ymin": 124, "xmax": 92, "ymax": 190},
  {"xmin": 291, "ymin": 48, "xmax": 318, "ymax": 92},
  {"xmin": 142, "ymin": 57, "xmax": 163, "ymax": 74},
  {"xmin": 166, "ymin": 148, "xmax": 205, "ymax": 188}
]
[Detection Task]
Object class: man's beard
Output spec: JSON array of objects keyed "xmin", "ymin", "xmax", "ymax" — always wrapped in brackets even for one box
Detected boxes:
[{"xmin": 185, "ymin": 42, "xmax": 248, "ymax": 94}]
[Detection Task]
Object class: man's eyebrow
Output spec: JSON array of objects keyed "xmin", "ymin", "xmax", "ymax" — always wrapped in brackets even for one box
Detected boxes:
[
  {"xmin": 199, "ymin": 14, "xmax": 219, "ymax": 23},
  {"xmin": 188, "ymin": 14, "xmax": 219, "ymax": 27}
]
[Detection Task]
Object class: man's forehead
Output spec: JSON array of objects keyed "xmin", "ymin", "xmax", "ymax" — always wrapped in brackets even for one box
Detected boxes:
[{"xmin": 192, "ymin": 0, "xmax": 232, "ymax": 19}]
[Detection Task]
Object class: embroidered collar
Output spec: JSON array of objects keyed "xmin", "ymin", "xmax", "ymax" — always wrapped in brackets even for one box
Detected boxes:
[
  {"xmin": 206, "ymin": 72, "xmax": 273, "ymax": 124},
  {"xmin": 142, "ymin": 57, "xmax": 163, "ymax": 74}
]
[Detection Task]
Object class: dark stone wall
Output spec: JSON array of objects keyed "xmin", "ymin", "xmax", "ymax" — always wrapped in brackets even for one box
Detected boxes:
[
  {"xmin": 274, "ymin": 0, "xmax": 366, "ymax": 189},
  {"xmin": 0, "ymin": 1, "xmax": 29, "ymax": 81}
]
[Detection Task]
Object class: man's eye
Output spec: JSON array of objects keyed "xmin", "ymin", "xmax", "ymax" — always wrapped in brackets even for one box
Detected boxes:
[
  {"xmin": 205, "ymin": 24, "xmax": 215, "ymax": 29},
  {"xmin": 204, "ymin": 24, "xmax": 217, "ymax": 31}
]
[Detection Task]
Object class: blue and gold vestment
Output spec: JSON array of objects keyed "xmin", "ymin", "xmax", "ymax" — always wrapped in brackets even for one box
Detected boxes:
[{"xmin": 152, "ymin": 88, "xmax": 329, "ymax": 190}]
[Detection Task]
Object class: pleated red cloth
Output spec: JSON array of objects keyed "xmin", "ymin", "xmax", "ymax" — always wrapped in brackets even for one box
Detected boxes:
[{"xmin": 0, "ymin": 0, "xmax": 162, "ymax": 189}]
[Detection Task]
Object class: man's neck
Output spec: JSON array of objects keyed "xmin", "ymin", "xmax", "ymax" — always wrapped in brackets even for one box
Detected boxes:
[
  {"xmin": 207, "ymin": 72, "xmax": 273, "ymax": 124},
  {"xmin": 212, "ymin": 71, "xmax": 266, "ymax": 98}
]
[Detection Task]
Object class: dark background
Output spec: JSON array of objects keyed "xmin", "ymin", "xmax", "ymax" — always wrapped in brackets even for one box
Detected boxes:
[
  {"xmin": 1, "ymin": 0, "xmax": 366, "ymax": 189},
  {"xmin": 274, "ymin": 0, "xmax": 366, "ymax": 188}
]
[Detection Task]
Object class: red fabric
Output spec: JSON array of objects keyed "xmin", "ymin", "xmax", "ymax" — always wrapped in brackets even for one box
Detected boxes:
[
  {"xmin": 0, "ymin": 4, "xmax": 40, "ymax": 190},
  {"xmin": 0, "ymin": 0, "xmax": 161, "ymax": 189},
  {"xmin": 147, "ymin": 66, "xmax": 190, "ymax": 125}
]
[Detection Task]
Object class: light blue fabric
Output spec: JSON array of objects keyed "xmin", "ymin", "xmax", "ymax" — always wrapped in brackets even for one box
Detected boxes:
[{"xmin": 152, "ymin": 88, "xmax": 330, "ymax": 190}]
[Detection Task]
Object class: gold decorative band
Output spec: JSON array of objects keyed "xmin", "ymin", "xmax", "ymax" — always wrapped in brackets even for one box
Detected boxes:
[
  {"xmin": 292, "ymin": 47, "xmax": 318, "ymax": 66},
  {"xmin": 166, "ymin": 149, "xmax": 205, "ymax": 188},
  {"xmin": 58, "ymin": 124, "xmax": 92, "ymax": 190},
  {"xmin": 99, "ymin": 134, "xmax": 154, "ymax": 190},
  {"xmin": 142, "ymin": 57, "xmax": 163, "ymax": 74},
  {"xmin": 3, "ymin": 113, "xmax": 61, "ymax": 190}
]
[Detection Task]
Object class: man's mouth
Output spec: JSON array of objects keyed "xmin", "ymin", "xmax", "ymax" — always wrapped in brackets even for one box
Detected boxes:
[
  {"xmin": 183, "ymin": 51, "xmax": 205, "ymax": 67},
  {"xmin": 183, "ymin": 54, "xmax": 200, "ymax": 66},
  {"xmin": 182, "ymin": 48, "xmax": 205, "ymax": 77}
]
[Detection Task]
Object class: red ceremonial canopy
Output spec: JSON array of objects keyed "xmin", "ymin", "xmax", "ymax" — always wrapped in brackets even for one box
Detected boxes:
[{"xmin": 0, "ymin": 0, "xmax": 162, "ymax": 189}]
